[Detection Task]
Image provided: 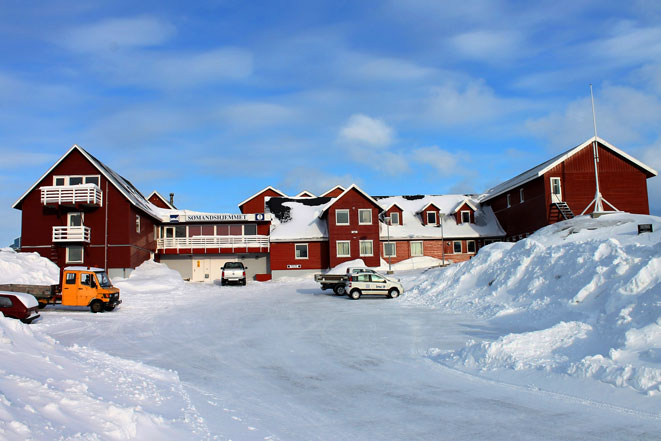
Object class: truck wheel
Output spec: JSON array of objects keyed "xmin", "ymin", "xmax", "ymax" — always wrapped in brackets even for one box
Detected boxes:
[
  {"xmin": 104, "ymin": 304, "xmax": 116, "ymax": 312},
  {"xmin": 37, "ymin": 301, "xmax": 47, "ymax": 309},
  {"xmin": 388, "ymin": 288, "xmax": 400, "ymax": 299},
  {"xmin": 221, "ymin": 279, "xmax": 226, "ymax": 286},
  {"xmin": 90, "ymin": 301, "xmax": 104, "ymax": 313},
  {"xmin": 349, "ymin": 289, "xmax": 361, "ymax": 300},
  {"xmin": 241, "ymin": 279, "xmax": 246, "ymax": 286},
  {"xmin": 333, "ymin": 284, "xmax": 346, "ymax": 296}
]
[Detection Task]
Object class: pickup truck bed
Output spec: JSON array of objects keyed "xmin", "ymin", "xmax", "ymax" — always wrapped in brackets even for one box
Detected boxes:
[{"xmin": 0, "ymin": 284, "xmax": 58, "ymax": 299}]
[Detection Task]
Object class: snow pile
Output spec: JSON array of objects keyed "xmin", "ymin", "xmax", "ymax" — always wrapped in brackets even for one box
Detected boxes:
[
  {"xmin": 0, "ymin": 315, "xmax": 206, "ymax": 440},
  {"xmin": 327, "ymin": 258, "xmax": 367, "ymax": 274},
  {"xmin": 114, "ymin": 259, "xmax": 185, "ymax": 293},
  {"xmin": 406, "ymin": 213, "xmax": 661, "ymax": 395},
  {"xmin": 0, "ymin": 248, "xmax": 59, "ymax": 284}
]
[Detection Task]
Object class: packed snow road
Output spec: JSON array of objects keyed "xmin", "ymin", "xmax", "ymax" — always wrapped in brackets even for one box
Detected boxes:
[{"xmin": 38, "ymin": 275, "xmax": 660, "ymax": 441}]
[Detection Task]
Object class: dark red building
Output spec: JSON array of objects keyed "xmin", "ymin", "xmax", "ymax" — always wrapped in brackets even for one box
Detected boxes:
[{"xmin": 481, "ymin": 137, "xmax": 658, "ymax": 240}]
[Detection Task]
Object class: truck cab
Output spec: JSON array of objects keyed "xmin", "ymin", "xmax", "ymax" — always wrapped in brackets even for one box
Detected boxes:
[{"xmin": 60, "ymin": 267, "xmax": 122, "ymax": 313}]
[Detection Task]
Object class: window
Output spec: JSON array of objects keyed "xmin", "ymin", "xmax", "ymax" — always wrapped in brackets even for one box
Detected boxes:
[
  {"xmin": 336, "ymin": 241, "xmax": 351, "ymax": 257},
  {"xmin": 519, "ymin": 188, "xmax": 524, "ymax": 203},
  {"xmin": 295, "ymin": 243, "xmax": 308, "ymax": 259},
  {"xmin": 336, "ymin": 209, "xmax": 350, "ymax": 225},
  {"xmin": 136, "ymin": 215, "xmax": 141, "ymax": 233},
  {"xmin": 53, "ymin": 175, "xmax": 100, "ymax": 186},
  {"xmin": 383, "ymin": 242, "xmax": 396, "ymax": 257},
  {"xmin": 506, "ymin": 194, "xmax": 511, "ymax": 208},
  {"xmin": 426, "ymin": 211, "xmax": 437, "ymax": 225},
  {"xmin": 229, "ymin": 225, "xmax": 243, "ymax": 235},
  {"xmin": 371, "ymin": 274, "xmax": 386, "ymax": 283},
  {"xmin": 68, "ymin": 212, "xmax": 83, "ymax": 227},
  {"xmin": 453, "ymin": 241, "xmax": 462, "ymax": 254},
  {"xmin": 65, "ymin": 273, "xmax": 76, "ymax": 285},
  {"xmin": 467, "ymin": 240, "xmax": 476, "ymax": 253},
  {"xmin": 80, "ymin": 273, "xmax": 91, "ymax": 286},
  {"xmin": 461, "ymin": 211, "xmax": 471, "ymax": 224},
  {"xmin": 69, "ymin": 176, "xmax": 83, "ymax": 185},
  {"xmin": 390, "ymin": 212, "xmax": 400, "ymax": 225},
  {"xmin": 410, "ymin": 241, "xmax": 423, "ymax": 257},
  {"xmin": 67, "ymin": 246, "xmax": 83, "ymax": 263},
  {"xmin": 0, "ymin": 296, "xmax": 12, "ymax": 308},
  {"xmin": 175, "ymin": 226, "xmax": 186, "ymax": 237},
  {"xmin": 359, "ymin": 240, "xmax": 373, "ymax": 256},
  {"xmin": 358, "ymin": 209, "xmax": 372, "ymax": 225},
  {"xmin": 244, "ymin": 224, "xmax": 257, "ymax": 235},
  {"xmin": 85, "ymin": 176, "xmax": 99, "ymax": 186},
  {"xmin": 55, "ymin": 177, "xmax": 65, "ymax": 186}
]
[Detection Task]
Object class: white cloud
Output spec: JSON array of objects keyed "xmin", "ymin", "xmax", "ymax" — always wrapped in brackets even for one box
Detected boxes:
[
  {"xmin": 590, "ymin": 24, "xmax": 661, "ymax": 68},
  {"xmin": 280, "ymin": 168, "xmax": 360, "ymax": 195},
  {"xmin": 220, "ymin": 102, "xmax": 297, "ymax": 128},
  {"xmin": 410, "ymin": 146, "xmax": 462, "ymax": 174},
  {"xmin": 450, "ymin": 30, "xmax": 523, "ymax": 62},
  {"xmin": 344, "ymin": 54, "xmax": 436, "ymax": 82},
  {"xmin": 62, "ymin": 16, "xmax": 176, "ymax": 52},
  {"xmin": 338, "ymin": 114, "xmax": 395, "ymax": 147}
]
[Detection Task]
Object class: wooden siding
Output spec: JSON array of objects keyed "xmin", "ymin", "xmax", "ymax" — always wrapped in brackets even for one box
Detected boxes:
[
  {"xmin": 148, "ymin": 193, "xmax": 171, "ymax": 209},
  {"xmin": 488, "ymin": 177, "xmax": 548, "ymax": 239},
  {"xmin": 240, "ymin": 188, "xmax": 283, "ymax": 214},
  {"xmin": 454, "ymin": 202, "xmax": 475, "ymax": 224},
  {"xmin": 380, "ymin": 239, "xmax": 477, "ymax": 264},
  {"xmin": 270, "ymin": 241, "xmax": 330, "ymax": 271}
]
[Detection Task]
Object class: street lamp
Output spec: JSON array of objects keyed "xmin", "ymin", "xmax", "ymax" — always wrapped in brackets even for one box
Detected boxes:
[{"xmin": 384, "ymin": 216, "xmax": 393, "ymax": 274}]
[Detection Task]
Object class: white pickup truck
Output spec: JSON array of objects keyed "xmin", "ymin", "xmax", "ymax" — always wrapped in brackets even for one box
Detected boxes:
[
  {"xmin": 314, "ymin": 267, "xmax": 383, "ymax": 295},
  {"xmin": 221, "ymin": 262, "xmax": 247, "ymax": 286}
]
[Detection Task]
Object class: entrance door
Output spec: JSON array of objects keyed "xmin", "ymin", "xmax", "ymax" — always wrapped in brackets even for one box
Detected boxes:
[{"xmin": 550, "ymin": 177, "xmax": 562, "ymax": 203}]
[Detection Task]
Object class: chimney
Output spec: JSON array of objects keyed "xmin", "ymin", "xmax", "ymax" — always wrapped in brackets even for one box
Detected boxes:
[{"xmin": 169, "ymin": 193, "xmax": 175, "ymax": 205}]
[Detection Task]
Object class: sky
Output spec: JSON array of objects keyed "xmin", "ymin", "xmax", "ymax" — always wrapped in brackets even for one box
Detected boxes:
[{"xmin": 1, "ymin": 0, "xmax": 660, "ymax": 246}]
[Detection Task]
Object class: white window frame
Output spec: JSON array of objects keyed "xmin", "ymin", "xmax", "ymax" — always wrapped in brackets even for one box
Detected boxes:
[
  {"xmin": 390, "ymin": 212, "xmax": 400, "ymax": 225},
  {"xmin": 295, "ymin": 243, "xmax": 309, "ymax": 259},
  {"xmin": 453, "ymin": 241, "xmax": 462, "ymax": 254},
  {"xmin": 335, "ymin": 209, "xmax": 350, "ymax": 226},
  {"xmin": 359, "ymin": 240, "xmax": 373, "ymax": 257},
  {"xmin": 506, "ymin": 194, "xmax": 511, "ymax": 208},
  {"xmin": 410, "ymin": 241, "xmax": 423, "ymax": 257},
  {"xmin": 383, "ymin": 242, "xmax": 397, "ymax": 257},
  {"xmin": 358, "ymin": 209, "xmax": 372, "ymax": 225},
  {"xmin": 136, "ymin": 215, "xmax": 141, "ymax": 233},
  {"xmin": 519, "ymin": 188, "xmax": 524, "ymax": 203},
  {"xmin": 467, "ymin": 240, "xmax": 476, "ymax": 254},
  {"xmin": 461, "ymin": 210, "xmax": 471, "ymax": 224},
  {"xmin": 66, "ymin": 245, "xmax": 84, "ymax": 264},
  {"xmin": 68, "ymin": 212, "xmax": 83, "ymax": 227},
  {"xmin": 336, "ymin": 240, "xmax": 351, "ymax": 257},
  {"xmin": 426, "ymin": 211, "xmax": 437, "ymax": 225},
  {"xmin": 53, "ymin": 175, "xmax": 101, "ymax": 186}
]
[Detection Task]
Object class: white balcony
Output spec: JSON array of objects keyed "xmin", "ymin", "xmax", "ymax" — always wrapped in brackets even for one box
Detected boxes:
[
  {"xmin": 53, "ymin": 226, "xmax": 91, "ymax": 243},
  {"xmin": 41, "ymin": 184, "xmax": 103, "ymax": 207},
  {"xmin": 157, "ymin": 235, "xmax": 269, "ymax": 251}
]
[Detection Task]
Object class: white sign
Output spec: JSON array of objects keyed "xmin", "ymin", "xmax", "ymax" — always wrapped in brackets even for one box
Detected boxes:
[
  {"xmin": 287, "ymin": 264, "xmax": 302, "ymax": 269},
  {"xmin": 172, "ymin": 213, "xmax": 269, "ymax": 223}
]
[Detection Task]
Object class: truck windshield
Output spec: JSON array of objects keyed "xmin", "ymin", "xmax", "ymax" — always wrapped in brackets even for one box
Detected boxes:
[
  {"xmin": 95, "ymin": 271, "xmax": 113, "ymax": 288},
  {"xmin": 224, "ymin": 262, "xmax": 243, "ymax": 269}
]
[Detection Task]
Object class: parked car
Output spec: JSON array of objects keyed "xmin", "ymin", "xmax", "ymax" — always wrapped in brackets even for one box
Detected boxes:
[
  {"xmin": 0, "ymin": 291, "xmax": 41, "ymax": 323},
  {"xmin": 221, "ymin": 262, "xmax": 247, "ymax": 286},
  {"xmin": 345, "ymin": 273, "xmax": 404, "ymax": 300},
  {"xmin": 314, "ymin": 267, "xmax": 384, "ymax": 295}
]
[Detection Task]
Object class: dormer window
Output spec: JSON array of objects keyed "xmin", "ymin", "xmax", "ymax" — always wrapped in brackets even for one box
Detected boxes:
[
  {"xmin": 427, "ymin": 211, "xmax": 437, "ymax": 225},
  {"xmin": 461, "ymin": 210, "xmax": 471, "ymax": 224},
  {"xmin": 390, "ymin": 212, "xmax": 400, "ymax": 225}
]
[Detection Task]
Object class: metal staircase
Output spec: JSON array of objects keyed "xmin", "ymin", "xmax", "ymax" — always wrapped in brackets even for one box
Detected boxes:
[{"xmin": 553, "ymin": 202, "xmax": 575, "ymax": 220}]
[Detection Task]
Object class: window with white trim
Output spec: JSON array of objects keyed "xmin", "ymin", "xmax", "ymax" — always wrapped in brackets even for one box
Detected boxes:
[
  {"xmin": 68, "ymin": 212, "xmax": 83, "ymax": 227},
  {"xmin": 243, "ymin": 224, "xmax": 257, "ymax": 235},
  {"xmin": 336, "ymin": 240, "xmax": 351, "ymax": 257},
  {"xmin": 383, "ymin": 242, "xmax": 396, "ymax": 257},
  {"xmin": 506, "ymin": 194, "xmax": 511, "ymax": 208},
  {"xmin": 461, "ymin": 210, "xmax": 471, "ymax": 224},
  {"xmin": 390, "ymin": 212, "xmax": 400, "ymax": 225},
  {"xmin": 359, "ymin": 240, "xmax": 373, "ymax": 256},
  {"xmin": 66, "ymin": 246, "xmax": 84, "ymax": 264},
  {"xmin": 519, "ymin": 188, "xmax": 524, "ymax": 203},
  {"xmin": 295, "ymin": 243, "xmax": 308, "ymax": 259},
  {"xmin": 358, "ymin": 209, "xmax": 372, "ymax": 225},
  {"xmin": 467, "ymin": 240, "xmax": 476, "ymax": 254},
  {"xmin": 335, "ymin": 209, "xmax": 350, "ymax": 226},
  {"xmin": 426, "ymin": 211, "xmax": 437, "ymax": 225},
  {"xmin": 453, "ymin": 241, "xmax": 462, "ymax": 253},
  {"xmin": 410, "ymin": 241, "xmax": 423, "ymax": 257},
  {"xmin": 53, "ymin": 175, "xmax": 100, "ymax": 186}
]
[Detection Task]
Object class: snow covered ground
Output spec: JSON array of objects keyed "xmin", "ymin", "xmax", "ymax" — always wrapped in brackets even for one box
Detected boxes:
[{"xmin": 1, "ymin": 213, "xmax": 660, "ymax": 440}]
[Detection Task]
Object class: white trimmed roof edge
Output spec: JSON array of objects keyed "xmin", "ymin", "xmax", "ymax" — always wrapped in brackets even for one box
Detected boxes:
[
  {"xmin": 237, "ymin": 186, "xmax": 287, "ymax": 208},
  {"xmin": 148, "ymin": 191, "xmax": 176, "ymax": 209},
  {"xmin": 318, "ymin": 184, "xmax": 384, "ymax": 218},
  {"xmin": 319, "ymin": 185, "xmax": 345, "ymax": 197}
]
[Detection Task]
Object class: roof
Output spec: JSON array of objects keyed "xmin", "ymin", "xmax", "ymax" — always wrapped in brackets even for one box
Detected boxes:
[
  {"xmin": 148, "ymin": 191, "xmax": 176, "ymax": 209},
  {"xmin": 294, "ymin": 190, "xmax": 316, "ymax": 198},
  {"xmin": 237, "ymin": 186, "xmax": 287, "ymax": 208},
  {"xmin": 13, "ymin": 145, "xmax": 163, "ymax": 220},
  {"xmin": 266, "ymin": 196, "xmax": 332, "ymax": 241},
  {"xmin": 480, "ymin": 137, "xmax": 659, "ymax": 203},
  {"xmin": 319, "ymin": 184, "xmax": 383, "ymax": 218},
  {"xmin": 320, "ymin": 185, "xmax": 345, "ymax": 197},
  {"xmin": 452, "ymin": 198, "xmax": 478, "ymax": 213}
]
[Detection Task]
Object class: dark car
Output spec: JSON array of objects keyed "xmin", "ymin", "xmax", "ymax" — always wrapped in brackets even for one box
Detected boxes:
[{"xmin": 0, "ymin": 291, "xmax": 41, "ymax": 323}]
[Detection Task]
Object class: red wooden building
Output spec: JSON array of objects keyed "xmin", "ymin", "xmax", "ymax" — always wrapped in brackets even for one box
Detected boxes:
[{"xmin": 481, "ymin": 137, "xmax": 658, "ymax": 240}]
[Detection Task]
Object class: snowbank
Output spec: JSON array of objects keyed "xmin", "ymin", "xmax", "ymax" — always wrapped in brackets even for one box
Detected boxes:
[
  {"xmin": 405, "ymin": 213, "xmax": 661, "ymax": 395},
  {"xmin": 0, "ymin": 315, "xmax": 205, "ymax": 440},
  {"xmin": 0, "ymin": 248, "xmax": 59, "ymax": 284}
]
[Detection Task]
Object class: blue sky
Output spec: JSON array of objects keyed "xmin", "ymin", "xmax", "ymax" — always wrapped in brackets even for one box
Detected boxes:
[{"xmin": 1, "ymin": 0, "xmax": 660, "ymax": 246}]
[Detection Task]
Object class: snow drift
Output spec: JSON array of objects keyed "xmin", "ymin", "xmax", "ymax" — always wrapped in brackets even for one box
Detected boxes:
[
  {"xmin": 404, "ymin": 213, "xmax": 661, "ymax": 395},
  {"xmin": 0, "ymin": 247, "xmax": 59, "ymax": 284}
]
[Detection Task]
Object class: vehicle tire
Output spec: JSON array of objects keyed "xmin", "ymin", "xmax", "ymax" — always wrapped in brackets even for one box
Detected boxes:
[
  {"xmin": 333, "ymin": 284, "xmax": 346, "ymax": 296},
  {"xmin": 388, "ymin": 288, "xmax": 400, "ymax": 299},
  {"xmin": 37, "ymin": 302, "xmax": 47, "ymax": 309},
  {"xmin": 349, "ymin": 289, "xmax": 361, "ymax": 300},
  {"xmin": 221, "ymin": 279, "xmax": 226, "ymax": 286},
  {"xmin": 104, "ymin": 304, "xmax": 116, "ymax": 312},
  {"xmin": 241, "ymin": 279, "xmax": 246, "ymax": 286},
  {"xmin": 90, "ymin": 300, "xmax": 104, "ymax": 313}
]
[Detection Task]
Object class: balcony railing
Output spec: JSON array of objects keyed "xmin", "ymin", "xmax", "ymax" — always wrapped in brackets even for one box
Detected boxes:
[
  {"xmin": 41, "ymin": 185, "xmax": 103, "ymax": 206},
  {"xmin": 157, "ymin": 235, "xmax": 269, "ymax": 251},
  {"xmin": 53, "ymin": 226, "xmax": 91, "ymax": 243}
]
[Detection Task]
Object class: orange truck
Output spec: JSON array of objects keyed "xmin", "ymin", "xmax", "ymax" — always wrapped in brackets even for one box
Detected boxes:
[{"xmin": 0, "ymin": 266, "xmax": 122, "ymax": 313}]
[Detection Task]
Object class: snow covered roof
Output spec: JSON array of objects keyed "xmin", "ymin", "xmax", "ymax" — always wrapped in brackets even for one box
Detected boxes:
[
  {"xmin": 266, "ymin": 197, "xmax": 331, "ymax": 241},
  {"xmin": 148, "ymin": 191, "xmax": 176, "ymax": 209},
  {"xmin": 480, "ymin": 137, "xmax": 658, "ymax": 203},
  {"xmin": 13, "ymin": 145, "xmax": 163, "ymax": 220},
  {"xmin": 294, "ymin": 190, "xmax": 315, "ymax": 198},
  {"xmin": 319, "ymin": 184, "xmax": 383, "ymax": 218},
  {"xmin": 237, "ymin": 186, "xmax": 287, "ymax": 208},
  {"xmin": 375, "ymin": 195, "xmax": 505, "ymax": 239}
]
